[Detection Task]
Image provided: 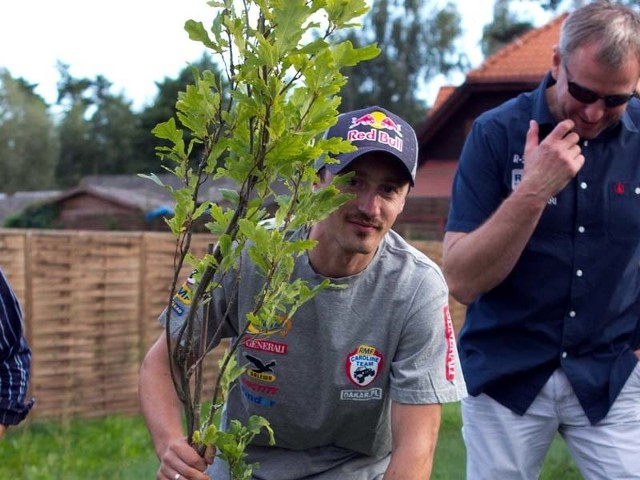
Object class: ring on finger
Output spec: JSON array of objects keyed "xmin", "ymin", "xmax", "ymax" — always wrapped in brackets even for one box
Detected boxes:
[{"xmin": 173, "ymin": 474, "xmax": 181, "ymax": 480}]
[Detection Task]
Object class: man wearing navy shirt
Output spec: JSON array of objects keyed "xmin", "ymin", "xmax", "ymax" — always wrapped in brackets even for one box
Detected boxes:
[
  {"xmin": 0, "ymin": 267, "xmax": 34, "ymax": 437},
  {"xmin": 443, "ymin": 2, "xmax": 640, "ymax": 479}
]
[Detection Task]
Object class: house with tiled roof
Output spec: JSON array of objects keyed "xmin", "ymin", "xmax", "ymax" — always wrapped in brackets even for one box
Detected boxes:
[
  {"xmin": 3, "ymin": 173, "xmax": 287, "ymax": 231},
  {"xmin": 394, "ymin": 14, "xmax": 567, "ymax": 240}
]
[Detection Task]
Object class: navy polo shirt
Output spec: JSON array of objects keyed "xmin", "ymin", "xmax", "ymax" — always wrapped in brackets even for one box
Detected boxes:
[{"xmin": 447, "ymin": 72, "xmax": 640, "ymax": 425}]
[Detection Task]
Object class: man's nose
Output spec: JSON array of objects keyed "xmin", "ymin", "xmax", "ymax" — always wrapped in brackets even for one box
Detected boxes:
[
  {"xmin": 357, "ymin": 190, "xmax": 380, "ymax": 215},
  {"xmin": 582, "ymin": 101, "xmax": 606, "ymax": 122}
]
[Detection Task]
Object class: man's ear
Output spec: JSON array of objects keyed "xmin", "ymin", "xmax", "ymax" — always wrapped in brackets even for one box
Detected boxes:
[{"xmin": 551, "ymin": 45, "xmax": 561, "ymax": 80}]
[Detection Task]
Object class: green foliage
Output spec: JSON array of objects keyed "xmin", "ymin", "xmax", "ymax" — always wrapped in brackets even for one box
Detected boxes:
[
  {"xmin": 0, "ymin": 69, "xmax": 59, "ymax": 192},
  {"xmin": 3, "ymin": 203, "xmax": 61, "ymax": 229},
  {"xmin": 481, "ymin": 0, "xmax": 534, "ymax": 57},
  {"xmin": 54, "ymin": 63, "xmax": 143, "ymax": 187},
  {"xmin": 193, "ymin": 416, "xmax": 275, "ymax": 480},
  {"xmin": 135, "ymin": 54, "xmax": 226, "ymax": 174}
]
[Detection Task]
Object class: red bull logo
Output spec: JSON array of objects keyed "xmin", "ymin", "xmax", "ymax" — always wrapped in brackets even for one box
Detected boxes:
[
  {"xmin": 347, "ymin": 111, "xmax": 404, "ymax": 153},
  {"xmin": 349, "ymin": 111, "xmax": 403, "ymax": 137}
]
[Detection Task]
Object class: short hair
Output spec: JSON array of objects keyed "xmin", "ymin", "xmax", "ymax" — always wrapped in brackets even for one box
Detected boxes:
[{"xmin": 559, "ymin": 1, "xmax": 640, "ymax": 69}]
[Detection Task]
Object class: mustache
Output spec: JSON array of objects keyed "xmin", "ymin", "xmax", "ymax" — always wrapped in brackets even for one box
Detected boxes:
[{"xmin": 346, "ymin": 214, "xmax": 382, "ymax": 229}]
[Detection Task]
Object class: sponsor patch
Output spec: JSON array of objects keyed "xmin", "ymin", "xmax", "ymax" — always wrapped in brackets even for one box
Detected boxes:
[
  {"xmin": 340, "ymin": 387, "xmax": 383, "ymax": 401},
  {"xmin": 170, "ymin": 300, "xmax": 185, "ymax": 316},
  {"xmin": 345, "ymin": 344, "xmax": 383, "ymax": 387},
  {"xmin": 241, "ymin": 384, "xmax": 276, "ymax": 407},
  {"xmin": 170, "ymin": 273, "xmax": 196, "ymax": 316},
  {"xmin": 245, "ymin": 353, "xmax": 276, "ymax": 382},
  {"xmin": 175, "ymin": 283, "xmax": 192, "ymax": 306},
  {"xmin": 246, "ymin": 315, "xmax": 292, "ymax": 337},
  {"xmin": 347, "ymin": 110, "xmax": 404, "ymax": 153},
  {"xmin": 244, "ymin": 337, "xmax": 288, "ymax": 355},
  {"xmin": 444, "ymin": 305, "xmax": 456, "ymax": 381},
  {"xmin": 242, "ymin": 377, "xmax": 278, "ymax": 395}
]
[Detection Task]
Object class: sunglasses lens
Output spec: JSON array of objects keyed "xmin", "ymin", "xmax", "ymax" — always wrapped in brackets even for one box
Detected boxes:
[
  {"xmin": 568, "ymin": 82, "xmax": 598, "ymax": 103},
  {"xmin": 605, "ymin": 95, "xmax": 633, "ymax": 108},
  {"xmin": 568, "ymin": 80, "xmax": 633, "ymax": 108}
]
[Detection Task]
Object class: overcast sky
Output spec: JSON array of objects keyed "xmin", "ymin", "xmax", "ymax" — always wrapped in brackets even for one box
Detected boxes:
[{"xmin": 1, "ymin": 0, "xmax": 553, "ymax": 112}]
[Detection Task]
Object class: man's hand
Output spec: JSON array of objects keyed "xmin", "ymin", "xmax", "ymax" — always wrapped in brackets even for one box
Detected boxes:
[
  {"xmin": 0, "ymin": 424, "xmax": 7, "ymax": 439},
  {"xmin": 157, "ymin": 436, "xmax": 212, "ymax": 480},
  {"xmin": 521, "ymin": 119, "xmax": 584, "ymax": 201}
]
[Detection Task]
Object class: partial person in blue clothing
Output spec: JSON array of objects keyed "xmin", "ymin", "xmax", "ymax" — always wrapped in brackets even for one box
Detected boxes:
[
  {"xmin": 443, "ymin": 1, "xmax": 640, "ymax": 479},
  {"xmin": 0, "ymin": 266, "xmax": 34, "ymax": 438}
]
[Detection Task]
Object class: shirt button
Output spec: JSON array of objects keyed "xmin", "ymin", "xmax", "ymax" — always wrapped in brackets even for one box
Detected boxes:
[
  {"xmin": 578, "ymin": 226, "xmax": 585, "ymax": 233},
  {"xmin": 562, "ymin": 352, "xmax": 568, "ymax": 359},
  {"xmin": 569, "ymin": 310, "xmax": 576, "ymax": 317},
  {"xmin": 636, "ymin": 187, "xmax": 640, "ymax": 195},
  {"xmin": 576, "ymin": 269, "xmax": 583, "ymax": 277},
  {"xmin": 580, "ymin": 182, "xmax": 587, "ymax": 189}
]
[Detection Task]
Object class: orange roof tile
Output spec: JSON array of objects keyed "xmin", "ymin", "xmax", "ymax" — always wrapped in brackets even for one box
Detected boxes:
[
  {"xmin": 466, "ymin": 13, "xmax": 567, "ymax": 83},
  {"xmin": 428, "ymin": 86, "xmax": 456, "ymax": 117}
]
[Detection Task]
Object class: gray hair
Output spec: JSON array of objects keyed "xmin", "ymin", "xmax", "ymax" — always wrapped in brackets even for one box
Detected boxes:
[{"xmin": 559, "ymin": 1, "xmax": 640, "ymax": 69}]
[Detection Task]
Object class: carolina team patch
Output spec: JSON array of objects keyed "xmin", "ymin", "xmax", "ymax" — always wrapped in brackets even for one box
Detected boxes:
[{"xmin": 345, "ymin": 344, "xmax": 383, "ymax": 387}]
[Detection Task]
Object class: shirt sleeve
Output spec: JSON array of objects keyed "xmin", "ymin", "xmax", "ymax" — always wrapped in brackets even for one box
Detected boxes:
[
  {"xmin": 0, "ymin": 268, "xmax": 35, "ymax": 426},
  {"xmin": 389, "ymin": 268, "xmax": 467, "ymax": 404},
  {"xmin": 158, "ymin": 268, "xmax": 238, "ymax": 348},
  {"xmin": 445, "ymin": 119, "xmax": 511, "ymax": 234}
]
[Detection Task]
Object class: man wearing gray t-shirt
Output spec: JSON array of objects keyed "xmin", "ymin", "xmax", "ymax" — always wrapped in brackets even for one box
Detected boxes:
[{"xmin": 139, "ymin": 105, "xmax": 467, "ymax": 480}]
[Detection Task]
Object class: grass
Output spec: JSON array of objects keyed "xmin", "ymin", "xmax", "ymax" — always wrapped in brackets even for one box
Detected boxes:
[
  {"xmin": 0, "ymin": 415, "xmax": 157, "ymax": 479},
  {"xmin": 0, "ymin": 403, "xmax": 581, "ymax": 479}
]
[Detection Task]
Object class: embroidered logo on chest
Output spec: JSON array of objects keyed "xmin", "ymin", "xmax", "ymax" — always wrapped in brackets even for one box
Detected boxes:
[{"xmin": 345, "ymin": 344, "xmax": 384, "ymax": 387}]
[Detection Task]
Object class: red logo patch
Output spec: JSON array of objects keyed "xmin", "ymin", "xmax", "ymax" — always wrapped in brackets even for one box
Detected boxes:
[
  {"xmin": 444, "ymin": 305, "xmax": 456, "ymax": 381},
  {"xmin": 345, "ymin": 345, "xmax": 384, "ymax": 387}
]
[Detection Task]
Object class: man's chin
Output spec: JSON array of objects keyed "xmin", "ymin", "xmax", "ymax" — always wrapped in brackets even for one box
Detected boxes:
[{"xmin": 348, "ymin": 236, "xmax": 378, "ymax": 255}]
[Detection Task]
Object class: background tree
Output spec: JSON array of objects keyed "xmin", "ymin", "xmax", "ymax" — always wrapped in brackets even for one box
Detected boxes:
[
  {"xmin": 0, "ymin": 69, "xmax": 58, "ymax": 192},
  {"xmin": 55, "ymin": 63, "xmax": 141, "ymax": 187},
  {"xmin": 481, "ymin": 0, "xmax": 534, "ymax": 57},
  {"xmin": 339, "ymin": 0, "xmax": 467, "ymax": 125}
]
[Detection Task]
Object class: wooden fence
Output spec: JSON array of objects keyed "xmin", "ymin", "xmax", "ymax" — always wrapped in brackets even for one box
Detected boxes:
[{"xmin": 0, "ymin": 229, "xmax": 465, "ymax": 421}]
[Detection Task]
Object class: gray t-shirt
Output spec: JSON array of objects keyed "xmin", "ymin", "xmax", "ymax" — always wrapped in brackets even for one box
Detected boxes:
[{"xmin": 164, "ymin": 228, "xmax": 467, "ymax": 479}]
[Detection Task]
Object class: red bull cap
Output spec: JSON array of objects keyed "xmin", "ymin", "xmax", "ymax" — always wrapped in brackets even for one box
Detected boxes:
[{"xmin": 315, "ymin": 105, "xmax": 417, "ymax": 186}]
